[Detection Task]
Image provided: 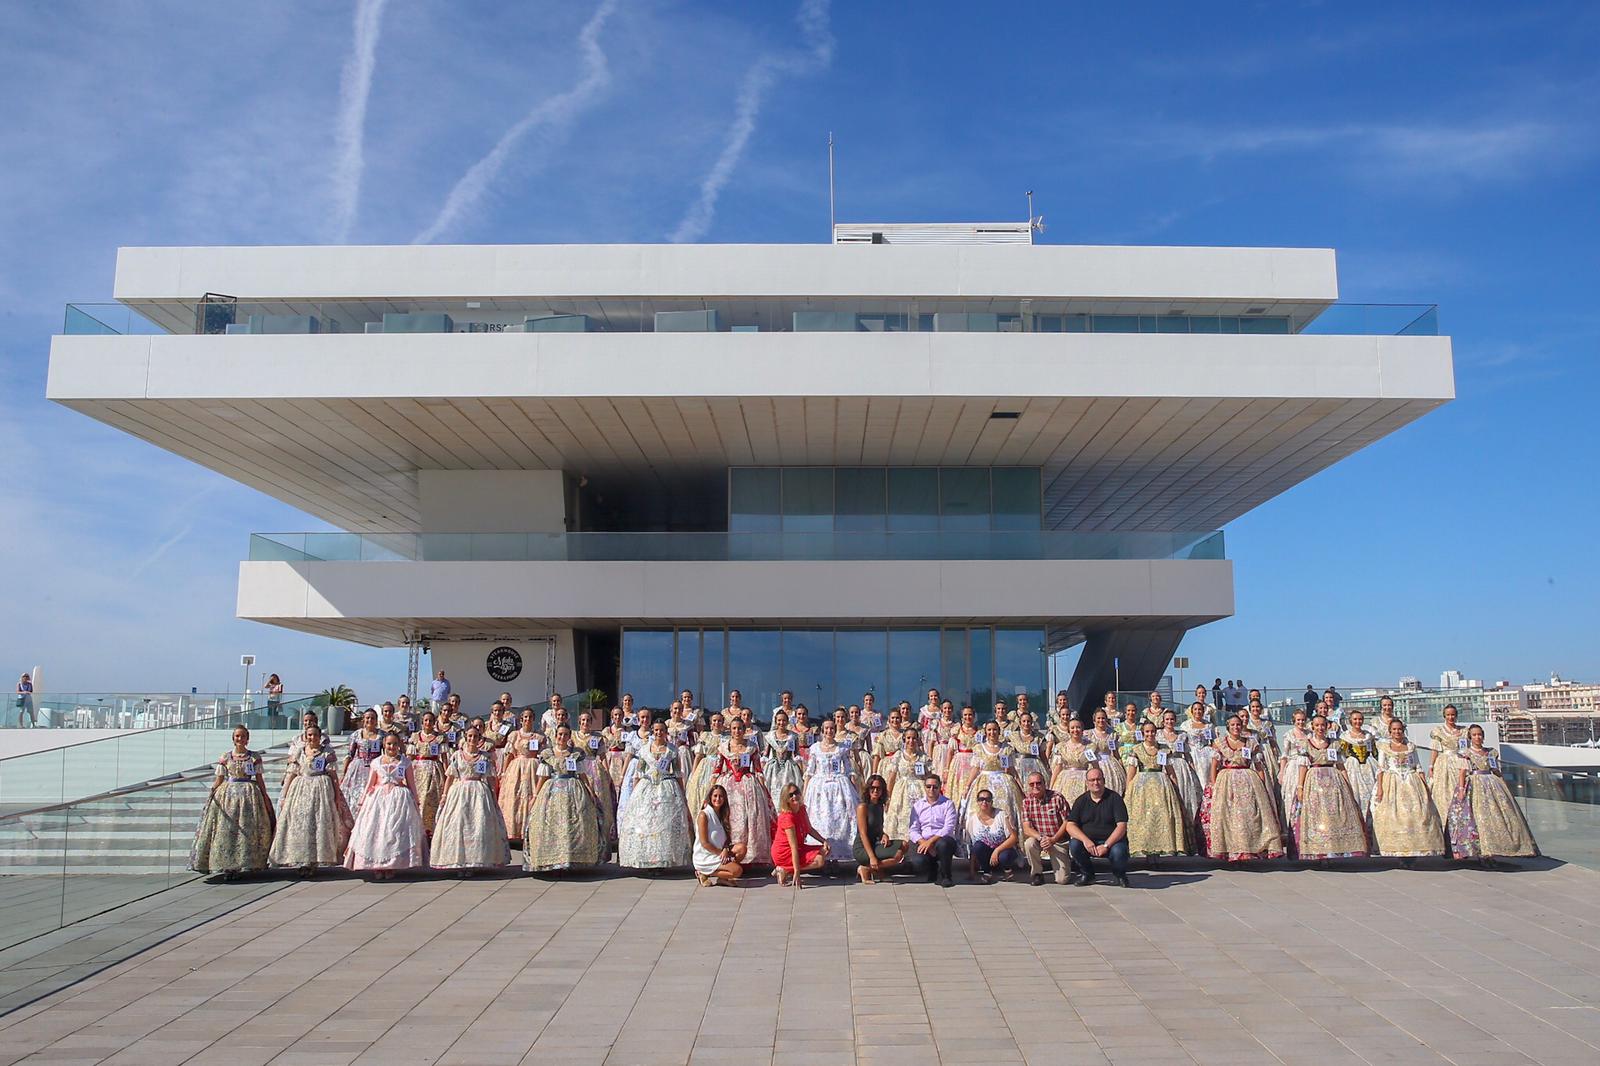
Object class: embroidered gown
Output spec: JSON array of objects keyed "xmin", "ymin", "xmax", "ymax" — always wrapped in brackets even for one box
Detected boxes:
[
  {"xmin": 1009, "ymin": 733, "xmax": 1049, "ymax": 787},
  {"xmin": 1339, "ymin": 729, "xmax": 1379, "ymax": 822},
  {"xmin": 617, "ymin": 741, "xmax": 693, "ymax": 870},
  {"xmin": 1246, "ymin": 715, "xmax": 1281, "ymax": 793},
  {"xmin": 525, "ymin": 746, "xmax": 607, "ymax": 872},
  {"xmin": 882, "ymin": 749, "xmax": 930, "ymax": 841},
  {"xmin": 683, "ymin": 730, "xmax": 725, "ymax": 815},
  {"xmin": 268, "ymin": 746, "xmax": 353, "ymax": 869},
  {"xmin": 340, "ymin": 731, "xmax": 385, "ymax": 816},
  {"xmin": 572, "ymin": 730, "xmax": 618, "ymax": 848},
  {"xmin": 945, "ymin": 727, "xmax": 981, "ymax": 800},
  {"xmin": 1370, "ymin": 743, "xmax": 1445, "ymax": 857},
  {"xmin": 1428, "ymin": 724, "xmax": 1470, "ymax": 821},
  {"xmin": 408, "ymin": 732, "xmax": 448, "ymax": 835},
  {"xmin": 712, "ymin": 741, "xmax": 775, "ymax": 865},
  {"xmin": 1293, "ymin": 741, "xmax": 1370, "ymax": 859},
  {"xmin": 1278, "ymin": 729, "xmax": 1311, "ymax": 837},
  {"xmin": 432, "ymin": 748, "xmax": 511, "ymax": 870},
  {"xmin": 496, "ymin": 730, "xmax": 544, "ymax": 842},
  {"xmin": 1157, "ymin": 729, "xmax": 1204, "ymax": 830},
  {"xmin": 602, "ymin": 725, "xmax": 631, "ymax": 790},
  {"xmin": 958, "ymin": 744, "xmax": 1024, "ymax": 842},
  {"xmin": 1446, "ymin": 747, "xmax": 1539, "ymax": 859},
  {"xmin": 1123, "ymin": 744, "xmax": 1187, "ymax": 857},
  {"xmin": 345, "ymin": 756, "xmax": 426, "ymax": 871},
  {"xmin": 1048, "ymin": 740, "xmax": 1095, "ymax": 805},
  {"xmin": 802, "ymin": 743, "xmax": 860, "ymax": 861},
  {"xmin": 762, "ymin": 731, "xmax": 806, "ymax": 809},
  {"xmin": 872, "ymin": 729, "xmax": 905, "ymax": 776},
  {"xmin": 1201, "ymin": 736, "xmax": 1283, "ymax": 861},
  {"xmin": 190, "ymin": 749, "xmax": 274, "ymax": 874},
  {"xmin": 1180, "ymin": 720, "xmax": 1218, "ymax": 790},
  {"xmin": 1087, "ymin": 729, "xmax": 1127, "ymax": 794}
]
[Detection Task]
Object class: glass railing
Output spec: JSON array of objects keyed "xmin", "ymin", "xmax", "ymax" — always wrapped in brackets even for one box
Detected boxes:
[
  {"xmin": 0, "ymin": 697, "xmax": 327, "ymax": 811},
  {"xmin": 0, "ymin": 698, "xmax": 333, "ymax": 949},
  {"xmin": 61, "ymin": 300, "xmax": 1439, "ymax": 338},
  {"xmin": 1500, "ymin": 762, "xmax": 1599, "ymax": 870},
  {"xmin": 61, "ymin": 303, "xmax": 166, "ymax": 336},
  {"xmin": 3, "ymin": 691, "xmax": 321, "ymax": 730},
  {"xmin": 249, "ymin": 529, "xmax": 1225, "ymax": 564}
]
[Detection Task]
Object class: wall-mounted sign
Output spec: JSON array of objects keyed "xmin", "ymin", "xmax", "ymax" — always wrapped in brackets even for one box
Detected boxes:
[{"xmin": 486, "ymin": 646, "xmax": 523, "ymax": 683}]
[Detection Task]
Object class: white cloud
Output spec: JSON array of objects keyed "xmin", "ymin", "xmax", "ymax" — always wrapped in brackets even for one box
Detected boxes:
[
  {"xmin": 669, "ymin": 0, "xmax": 834, "ymax": 243},
  {"xmin": 330, "ymin": 0, "xmax": 392, "ymax": 242},
  {"xmin": 412, "ymin": 0, "xmax": 622, "ymax": 245}
]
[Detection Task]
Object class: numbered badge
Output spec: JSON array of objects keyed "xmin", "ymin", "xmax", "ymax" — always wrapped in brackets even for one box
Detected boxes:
[
  {"xmin": 446, "ymin": 730, "xmax": 458, "ymax": 744},
  {"xmin": 739, "ymin": 752, "xmax": 752, "ymax": 769},
  {"xmin": 565, "ymin": 757, "xmax": 579, "ymax": 773},
  {"xmin": 657, "ymin": 756, "xmax": 672, "ymax": 774},
  {"xmin": 310, "ymin": 755, "xmax": 327, "ymax": 774},
  {"xmin": 428, "ymin": 742, "xmax": 441, "ymax": 757},
  {"xmin": 588, "ymin": 736, "xmax": 601, "ymax": 749},
  {"xmin": 243, "ymin": 761, "xmax": 256, "ymax": 777},
  {"xmin": 474, "ymin": 757, "xmax": 490, "ymax": 775},
  {"xmin": 366, "ymin": 739, "xmax": 381, "ymax": 755},
  {"xmin": 914, "ymin": 760, "xmax": 927, "ymax": 777},
  {"xmin": 1029, "ymin": 742, "xmax": 1040, "ymax": 756},
  {"xmin": 499, "ymin": 723, "xmax": 512, "ymax": 737}
]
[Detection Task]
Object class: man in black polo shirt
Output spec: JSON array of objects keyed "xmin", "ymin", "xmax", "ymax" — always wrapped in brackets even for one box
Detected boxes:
[{"xmin": 1064, "ymin": 765, "xmax": 1130, "ymax": 887}]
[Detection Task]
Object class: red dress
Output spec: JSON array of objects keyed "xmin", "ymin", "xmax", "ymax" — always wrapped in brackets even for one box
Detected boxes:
[{"xmin": 771, "ymin": 807, "xmax": 824, "ymax": 869}]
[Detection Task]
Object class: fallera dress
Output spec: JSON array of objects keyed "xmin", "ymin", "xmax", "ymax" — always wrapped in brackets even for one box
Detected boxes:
[
  {"xmin": 1446, "ymin": 747, "xmax": 1539, "ymax": 859},
  {"xmin": 496, "ymin": 730, "xmax": 543, "ymax": 841},
  {"xmin": 1428, "ymin": 724, "xmax": 1470, "ymax": 821},
  {"xmin": 802, "ymin": 743, "xmax": 860, "ymax": 861},
  {"xmin": 762, "ymin": 731, "xmax": 806, "ymax": 809},
  {"xmin": 1009, "ymin": 733, "xmax": 1049, "ymax": 787},
  {"xmin": 872, "ymin": 728, "xmax": 905, "ymax": 776},
  {"xmin": 958, "ymin": 744, "xmax": 1024, "ymax": 845},
  {"xmin": 1339, "ymin": 730, "xmax": 1379, "ymax": 823},
  {"xmin": 882, "ymin": 749, "xmax": 931, "ymax": 841},
  {"xmin": 945, "ymin": 728, "xmax": 981, "ymax": 801},
  {"xmin": 268, "ymin": 746, "xmax": 353, "ymax": 869},
  {"xmin": 344, "ymin": 756, "xmax": 426, "ymax": 871},
  {"xmin": 1293, "ymin": 740, "xmax": 1370, "ymax": 859},
  {"xmin": 1087, "ymin": 729, "xmax": 1127, "ymax": 794},
  {"xmin": 683, "ymin": 731, "xmax": 725, "ymax": 815},
  {"xmin": 573, "ymin": 730, "xmax": 618, "ymax": 849},
  {"xmin": 1157, "ymin": 730, "xmax": 1204, "ymax": 831},
  {"xmin": 1123, "ymin": 744, "xmax": 1187, "ymax": 857},
  {"xmin": 713, "ymin": 741, "xmax": 775, "ymax": 865},
  {"xmin": 667, "ymin": 719, "xmax": 698, "ymax": 778},
  {"xmin": 1370, "ymin": 743, "xmax": 1445, "ymax": 857},
  {"xmin": 1278, "ymin": 729, "xmax": 1311, "ymax": 844},
  {"xmin": 340, "ymin": 731, "xmax": 385, "ymax": 817},
  {"xmin": 432, "ymin": 748, "xmax": 511, "ymax": 870},
  {"xmin": 190, "ymin": 749, "xmax": 274, "ymax": 875},
  {"xmin": 1181, "ymin": 720, "xmax": 1219, "ymax": 789},
  {"xmin": 1048, "ymin": 740, "xmax": 1095, "ymax": 805},
  {"xmin": 407, "ymin": 733, "xmax": 448, "ymax": 835},
  {"xmin": 525, "ymin": 746, "xmax": 607, "ymax": 872},
  {"xmin": 617, "ymin": 741, "xmax": 693, "ymax": 870},
  {"xmin": 603, "ymin": 726, "xmax": 632, "ymax": 790},
  {"xmin": 1200, "ymin": 735, "xmax": 1284, "ymax": 861}
]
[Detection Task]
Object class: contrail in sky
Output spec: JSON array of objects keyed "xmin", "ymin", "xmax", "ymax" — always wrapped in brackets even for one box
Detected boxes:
[
  {"xmin": 413, "ymin": 0, "xmax": 621, "ymax": 244},
  {"xmin": 670, "ymin": 0, "xmax": 834, "ymax": 243},
  {"xmin": 330, "ymin": 0, "xmax": 391, "ymax": 241}
]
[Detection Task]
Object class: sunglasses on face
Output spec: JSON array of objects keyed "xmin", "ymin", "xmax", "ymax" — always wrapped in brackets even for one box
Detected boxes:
[{"xmin": 977, "ymin": 794, "xmax": 993, "ymax": 803}]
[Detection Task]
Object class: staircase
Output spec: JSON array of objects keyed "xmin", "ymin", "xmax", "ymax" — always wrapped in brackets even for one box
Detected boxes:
[{"xmin": 0, "ymin": 750, "xmax": 294, "ymax": 876}]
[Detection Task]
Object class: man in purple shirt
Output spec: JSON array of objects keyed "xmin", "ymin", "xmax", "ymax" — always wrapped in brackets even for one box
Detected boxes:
[{"xmin": 908, "ymin": 774, "xmax": 958, "ymax": 887}]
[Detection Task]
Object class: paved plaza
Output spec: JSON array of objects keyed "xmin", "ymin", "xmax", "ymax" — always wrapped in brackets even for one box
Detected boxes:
[{"xmin": 0, "ymin": 859, "xmax": 1596, "ymax": 1066}]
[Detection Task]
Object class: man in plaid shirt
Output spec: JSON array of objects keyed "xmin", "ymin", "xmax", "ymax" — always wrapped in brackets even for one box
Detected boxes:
[{"xmin": 1020, "ymin": 771, "xmax": 1072, "ymax": 886}]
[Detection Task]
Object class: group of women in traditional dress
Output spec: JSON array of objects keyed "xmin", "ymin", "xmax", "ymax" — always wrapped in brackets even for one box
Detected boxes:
[{"xmin": 188, "ymin": 689, "xmax": 1539, "ymax": 882}]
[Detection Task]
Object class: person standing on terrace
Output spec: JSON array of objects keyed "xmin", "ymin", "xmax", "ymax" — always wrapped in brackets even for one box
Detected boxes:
[{"xmin": 429, "ymin": 670, "xmax": 451, "ymax": 710}]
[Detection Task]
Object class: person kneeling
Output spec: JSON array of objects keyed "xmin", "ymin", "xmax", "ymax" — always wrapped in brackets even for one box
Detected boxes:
[
  {"xmin": 1064, "ymin": 766, "xmax": 1130, "ymax": 887},
  {"xmin": 853, "ymin": 774, "xmax": 908, "ymax": 883},
  {"xmin": 907, "ymin": 774, "xmax": 958, "ymax": 887}
]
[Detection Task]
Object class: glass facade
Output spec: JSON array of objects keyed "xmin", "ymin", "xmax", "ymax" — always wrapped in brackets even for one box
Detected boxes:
[
  {"xmin": 731, "ymin": 467, "xmax": 1041, "ymax": 533},
  {"xmin": 620, "ymin": 626, "xmax": 1047, "ymax": 719}
]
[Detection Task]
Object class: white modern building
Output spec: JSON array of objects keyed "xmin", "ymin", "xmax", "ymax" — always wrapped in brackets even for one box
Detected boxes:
[{"xmin": 47, "ymin": 227, "xmax": 1454, "ymax": 715}]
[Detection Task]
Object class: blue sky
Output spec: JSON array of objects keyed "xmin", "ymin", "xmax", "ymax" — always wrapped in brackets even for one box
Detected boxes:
[{"xmin": 1, "ymin": 0, "xmax": 1596, "ymax": 701}]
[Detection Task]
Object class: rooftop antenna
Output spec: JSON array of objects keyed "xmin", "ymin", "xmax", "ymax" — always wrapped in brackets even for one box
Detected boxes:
[
  {"xmin": 1026, "ymin": 190, "xmax": 1045, "ymax": 242},
  {"xmin": 828, "ymin": 132, "xmax": 837, "ymax": 240}
]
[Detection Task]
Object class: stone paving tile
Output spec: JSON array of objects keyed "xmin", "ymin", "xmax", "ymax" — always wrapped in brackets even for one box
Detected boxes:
[{"xmin": 0, "ymin": 861, "xmax": 1596, "ymax": 1064}]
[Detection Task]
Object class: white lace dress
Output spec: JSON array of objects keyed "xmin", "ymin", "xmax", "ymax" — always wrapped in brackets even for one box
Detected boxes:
[{"xmin": 802, "ymin": 744, "xmax": 859, "ymax": 861}]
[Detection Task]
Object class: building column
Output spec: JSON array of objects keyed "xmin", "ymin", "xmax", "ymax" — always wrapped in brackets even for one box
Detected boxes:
[{"xmin": 1066, "ymin": 628, "xmax": 1186, "ymax": 722}]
